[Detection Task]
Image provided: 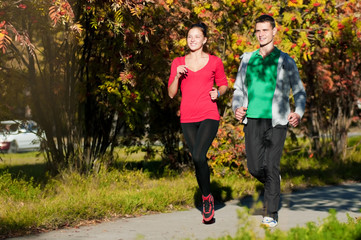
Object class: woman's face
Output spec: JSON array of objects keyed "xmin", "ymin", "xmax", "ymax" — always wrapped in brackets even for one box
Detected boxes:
[{"xmin": 187, "ymin": 27, "xmax": 207, "ymax": 52}]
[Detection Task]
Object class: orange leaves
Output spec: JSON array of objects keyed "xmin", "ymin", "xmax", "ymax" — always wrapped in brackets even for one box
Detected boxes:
[
  {"xmin": 0, "ymin": 21, "xmax": 10, "ymax": 53},
  {"xmin": 0, "ymin": 21, "xmax": 35, "ymax": 55},
  {"xmin": 288, "ymin": 0, "xmax": 303, "ymax": 7},
  {"xmin": 0, "ymin": 30, "xmax": 11, "ymax": 54},
  {"xmin": 49, "ymin": 0, "xmax": 75, "ymax": 27}
]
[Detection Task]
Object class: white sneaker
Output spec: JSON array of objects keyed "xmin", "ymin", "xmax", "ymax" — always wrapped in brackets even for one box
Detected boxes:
[{"xmin": 261, "ymin": 216, "xmax": 278, "ymax": 227}]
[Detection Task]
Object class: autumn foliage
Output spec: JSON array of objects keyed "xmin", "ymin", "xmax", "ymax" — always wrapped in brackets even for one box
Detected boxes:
[{"xmin": 0, "ymin": 0, "xmax": 360, "ymax": 173}]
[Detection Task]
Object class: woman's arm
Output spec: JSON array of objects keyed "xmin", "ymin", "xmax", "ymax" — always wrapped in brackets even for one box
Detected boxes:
[
  {"xmin": 168, "ymin": 64, "xmax": 188, "ymax": 99},
  {"xmin": 218, "ymin": 85, "xmax": 227, "ymax": 96},
  {"xmin": 168, "ymin": 75, "xmax": 180, "ymax": 99}
]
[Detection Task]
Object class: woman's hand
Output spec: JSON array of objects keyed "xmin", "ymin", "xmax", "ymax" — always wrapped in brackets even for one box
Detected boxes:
[
  {"xmin": 209, "ymin": 87, "xmax": 219, "ymax": 101},
  {"xmin": 176, "ymin": 65, "xmax": 188, "ymax": 78},
  {"xmin": 169, "ymin": 65, "xmax": 187, "ymax": 99}
]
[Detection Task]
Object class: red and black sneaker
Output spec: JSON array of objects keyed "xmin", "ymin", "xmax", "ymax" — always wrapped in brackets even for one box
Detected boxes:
[{"xmin": 202, "ymin": 194, "xmax": 215, "ymax": 223}]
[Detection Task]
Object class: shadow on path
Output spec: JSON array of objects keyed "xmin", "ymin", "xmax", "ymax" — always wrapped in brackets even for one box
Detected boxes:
[{"xmin": 239, "ymin": 183, "xmax": 361, "ymax": 214}]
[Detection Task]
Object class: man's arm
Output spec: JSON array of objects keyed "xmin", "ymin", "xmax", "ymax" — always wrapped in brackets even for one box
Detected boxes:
[
  {"xmin": 232, "ymin": 58, "xmax": 245, "ymax": 113},
  {"xmin": 288, "ymin": 57, "xmax": 306, "ymax": 119}
]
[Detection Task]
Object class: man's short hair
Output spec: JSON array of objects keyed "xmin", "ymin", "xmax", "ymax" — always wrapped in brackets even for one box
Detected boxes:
[{"xmin": 255, "ymin": 15, "xmax": 276, "ymax": 28}]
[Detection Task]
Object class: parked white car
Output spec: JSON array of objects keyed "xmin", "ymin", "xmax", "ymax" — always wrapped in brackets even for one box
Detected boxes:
[{"xmin": 0, "ymin": 120, "xmax": 43, "ymax": 153}]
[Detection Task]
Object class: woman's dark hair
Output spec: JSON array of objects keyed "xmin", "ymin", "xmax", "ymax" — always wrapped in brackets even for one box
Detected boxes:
[
  {"xmin": 189, "ymin": 22, "xmax": 208, "ymax": 37},
  {"xmin": 255, "ymin": 15, "xmax": 276, "ymax": 28}
]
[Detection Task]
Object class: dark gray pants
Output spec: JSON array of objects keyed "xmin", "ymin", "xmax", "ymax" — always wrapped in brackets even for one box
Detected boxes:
[{"xmin": 244, "ymin": 118, "xmax": 287, "ymax": 220}]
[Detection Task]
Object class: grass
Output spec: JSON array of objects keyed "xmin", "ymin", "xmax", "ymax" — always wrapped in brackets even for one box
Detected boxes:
[
  {"xmin": 211, "ymin": 209, "xmax": 361, "ymax": 240},
  {"xmin": 279, "ymin": 135, "xmax": 361, "ymax": 191},
  {"xmin": 0, "ymin": 136, "xmax": 360, "ymax": 238},
  {"xmin": 0, "ymin": 151, "xmax": 254, "ymax": 238}
]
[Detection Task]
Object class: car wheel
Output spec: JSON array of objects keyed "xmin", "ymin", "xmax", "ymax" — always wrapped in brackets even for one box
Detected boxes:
[{"xmin": 8, "ymin": 141, "xmax": 18, "ymax": 153}]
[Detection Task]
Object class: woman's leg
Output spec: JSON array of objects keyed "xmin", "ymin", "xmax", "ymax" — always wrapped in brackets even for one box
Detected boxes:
[{"xmin": 182, "ymin": 119, "xmax": 219, "ymax": 196}]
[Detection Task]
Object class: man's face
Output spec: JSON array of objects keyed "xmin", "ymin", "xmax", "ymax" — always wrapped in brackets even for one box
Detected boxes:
[{"xmin": 255, "ymin": 21, "xmax": 277, "ymax": 47}]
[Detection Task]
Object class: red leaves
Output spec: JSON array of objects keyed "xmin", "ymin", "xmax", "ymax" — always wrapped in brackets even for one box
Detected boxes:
[
  {"xmin": 337, "ymin": 23, "xmax": 345, "ymax": 30},
  {"xmin": 130, "ymin": 92, "xmax": 138, "ymax": 100},
  {"xmin": 126, "ymin": 73, "xmax": 134, "ymax": 80},
  {"xmin": 18, "ymin": 4, "xmax": 27, "ymax": 9},
  {"xmin": 313, "ymin": 3, "xmax": 321, "ymax": 7}
]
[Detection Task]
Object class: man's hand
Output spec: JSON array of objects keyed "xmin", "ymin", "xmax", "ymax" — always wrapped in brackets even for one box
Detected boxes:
[
  {"xmin": 235, "ymin": 107, "xmax": 247, "ymax": 121},
  {"xmin": 288, "ymin": 112, "xmax": 300, "ymax": 127}
]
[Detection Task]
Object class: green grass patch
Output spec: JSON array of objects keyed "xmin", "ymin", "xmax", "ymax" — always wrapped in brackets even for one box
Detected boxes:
[
  {"xmin": 0, "ymin": 150, "xmax": 252, "ymax": 238},
  {"xmin": 212, "ymin": 209, "xmax": 361, "ymax": 240},
  {"xmin": 279, "ymin": 136, "xmax": 361, "ymax": 192}
]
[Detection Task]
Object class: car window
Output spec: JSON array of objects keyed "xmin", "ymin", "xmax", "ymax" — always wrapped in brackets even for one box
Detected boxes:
[
  {"xmin": 0, "ymin": 120, "xmax": 39, "ymax": 134},
  {"xmin": 0, "ymin": 124, "xmax": 18, "ymax": 133},
  {"xmin": 9, "ymin": 124, "xmax": 19, "ymax": 133}
]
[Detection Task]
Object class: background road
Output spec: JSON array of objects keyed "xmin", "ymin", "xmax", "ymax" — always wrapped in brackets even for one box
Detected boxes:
[{"xmin": 11, "ymin": 183, "xmax": 361, "ymax": 240}]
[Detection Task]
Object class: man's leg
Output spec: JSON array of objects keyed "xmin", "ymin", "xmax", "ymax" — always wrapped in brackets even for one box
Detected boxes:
[
  {"xmin": 263, "ymin": 124, "xmax": 288, "ymax": 220},
  {"xmin": 244, "ymin": 118, "xmax": 272, "ymax": 184}
]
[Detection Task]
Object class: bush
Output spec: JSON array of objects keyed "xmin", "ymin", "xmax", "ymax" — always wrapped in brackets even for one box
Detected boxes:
[{"xmin": 207, "ymin": 109, "xmax": 248, "ymax": 177}]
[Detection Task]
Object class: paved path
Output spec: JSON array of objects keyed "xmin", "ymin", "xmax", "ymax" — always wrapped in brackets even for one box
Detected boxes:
[{"xmin": 10, "ymin": 183, "xmax": 361, "ymax": 240}]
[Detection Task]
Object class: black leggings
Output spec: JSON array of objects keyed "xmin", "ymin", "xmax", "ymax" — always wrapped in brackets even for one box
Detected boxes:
[{"xmin": 181, "ymin": 119, "xmax": 219, "ymax": 196}]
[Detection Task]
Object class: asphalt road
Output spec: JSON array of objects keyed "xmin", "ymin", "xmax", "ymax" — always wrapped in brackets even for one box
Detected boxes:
[{"xmin": 10, "ymin": 183, "xmax": 361, "ymax": 240}]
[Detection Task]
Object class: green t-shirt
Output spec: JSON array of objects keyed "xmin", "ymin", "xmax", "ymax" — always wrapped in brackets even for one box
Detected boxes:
[{"xmin": 246, "ymin": 47, "xmax": 281, "ymax": 118}]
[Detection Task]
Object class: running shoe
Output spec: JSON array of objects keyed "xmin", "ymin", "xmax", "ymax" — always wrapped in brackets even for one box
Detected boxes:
[
  {"xmin": 202, "ymin": 194, "xmax": 214, "ymax": 223},
  {"xmin": 261, "ymin": 216, "xmax": 278, "ymax": 227}
]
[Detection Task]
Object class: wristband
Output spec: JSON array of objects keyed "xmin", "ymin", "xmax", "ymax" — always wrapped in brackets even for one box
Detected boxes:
[{"xmin": 217, "ymin": 90, "xmax": 220, "ymax": 98}]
